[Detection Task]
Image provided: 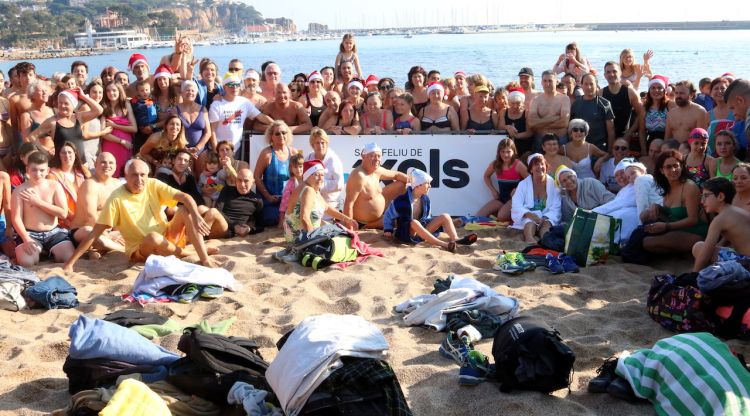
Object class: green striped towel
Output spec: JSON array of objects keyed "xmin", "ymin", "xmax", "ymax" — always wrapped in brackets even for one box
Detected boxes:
[{"xmin": 616, "ymin": 332, "xmax": 750, "ymax": 415}]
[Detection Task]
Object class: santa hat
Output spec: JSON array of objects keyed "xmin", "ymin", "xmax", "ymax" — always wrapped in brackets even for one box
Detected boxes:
[
  {"xmin": 361, "ymin": 142, "xmax": 382, "ymax": 156},
  {"xmin": 128, "ymin": 53, "xmax": 148, "ymax": 72},
  {"xmin": 347, "ymin": 80, "xmax": 364, "ymax": 91},
  {"xmin": 454, "ymin": 71, "xmax": 466, "ymax": 78},
  {"xmin": 365, "ymin": 74, "xmax": 379, "ymax": 87},
  {"xmin": 153, "ymin": 64, "xmax": 172, "ymax": 80},
  {"xmin": 303, "ymin": 159, "xmax": 326, "ymax": 181},
  {"xmin": 648, "ymin": 75, "xmax": 669, "ymax": 90},
  {"xmin": 507, "ymin": 87, "xmax": 526, "ymax": 103},
  {"xmin": 407, "ymin": 167, "xmax": 433, "ymax": 188},
  {"xmin": 307, "ymin": 71, "xmax": 323, "ymax": 84},
  {"xmin": 554, "ymin": 165, "xmax": 576, "ymax": 187},
  {"xmin": 58, "ymin": 89, "xmax": 79, "ymax": 109},
  {"xmin": 426, "ymin": 81, "xmax": 444, "ymax": 95}
]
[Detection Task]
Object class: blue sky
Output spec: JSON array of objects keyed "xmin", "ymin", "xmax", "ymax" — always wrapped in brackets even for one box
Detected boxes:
[{"xmin": 252, "ymin": 0, "xmax": 750, "ymax": 30}]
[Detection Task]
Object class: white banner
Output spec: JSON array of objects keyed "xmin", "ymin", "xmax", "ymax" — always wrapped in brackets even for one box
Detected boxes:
[{"xmin": 248, "ymin": 134, "xmax": 506, "ymax": 215}]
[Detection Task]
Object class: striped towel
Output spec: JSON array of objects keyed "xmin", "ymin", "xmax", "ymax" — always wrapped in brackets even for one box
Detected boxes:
[{"xmin": 616, "ymin": 333, "xmax": 750, "ymax": 416}]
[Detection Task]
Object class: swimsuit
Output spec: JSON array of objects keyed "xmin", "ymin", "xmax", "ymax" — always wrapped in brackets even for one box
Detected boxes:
[
  {"xmin": 663, "ymin": 184, "xmax": 708, "ymax": 237},
  {"xmin": 714, "ymin": 157, "xmax": 737, "ymax": 180},
  {"xmin": 15, "ymin": 227, "xmax": 71, "ymax": 258},
  {"xmin": 54, "ymin": 118, "xmax": 86, "ymax": 158},
  {"xmin": 645, "ymin": 107, "xmax": 667, "ymax": 141},
  {"xmin": 420, "ymin": 107, "xmax": 451, "ymax": 130},
  {"xmin": 563, "ymin": 144, "xmax": 596, "ymax": 179},
  {"xmin": 304, "ymin": 94, "xmax": 325, "ymax": 127},
  {"xmin": 685, "ymin": 154, "xmax": 710, "ymax": 189},
  {"xmin": 395, "ymin": 115, "xmax": 416, "ymax": 130},
  {"xmin": 284, "ymin": 186, "xmax": 324, "ymax": 242},
  {"xmin": 504, "ymin": 111, "xmax": 530, "ymax": 155},
  {"xmin": 176, "ymin": 105, "xmax": 206, "ymax": 148},
  {"xmin": 466, "ymin": 108, "xmax": 494, "ymax": 131},
  {"xmin": 261, "ymin": 145, "xmax": 291, "ymax": 225},
  {"xmin": 362, "ymin": 111, "xmax": 388, "ymax": 130},
  {"xmin": 495, "ymin": 159, "xmax": 523, "ymax": 203}
]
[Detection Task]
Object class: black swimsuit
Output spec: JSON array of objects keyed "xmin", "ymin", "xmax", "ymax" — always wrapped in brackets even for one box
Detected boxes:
[
  {"xmin": 305, "ymin": 93, "xmax": 325, "ymax": 127},
  {"xmin": 420, "ymin": 107, "xmax": 451, "ymax": 130},
  {"xmin": 466, "ymin": 108, "xmax": 495, "ymax": 131}
]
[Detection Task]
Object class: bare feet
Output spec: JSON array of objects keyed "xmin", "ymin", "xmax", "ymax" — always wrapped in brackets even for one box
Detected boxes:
[
  {"xmin": 201, "ymin": 257, "xmax": 219, "ymax": 268},
  {"xmin": 207, "ymin": 247, "xmax": 220, "ymax": 255}
]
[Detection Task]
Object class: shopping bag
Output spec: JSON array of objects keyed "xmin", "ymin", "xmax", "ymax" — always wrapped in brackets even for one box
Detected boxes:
[{"xmin": 564, "ymin": 208, "xmax": 621, "ymax": 267}]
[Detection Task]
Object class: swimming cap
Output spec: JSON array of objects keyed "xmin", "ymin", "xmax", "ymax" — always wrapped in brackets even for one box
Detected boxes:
[
  {"xmin": 362, "ymin": 142, "xmax": 382, "ymax": 156},
  {"xmin": 407, "ymin": 167, "xmax": 433, "ymax": 188}
]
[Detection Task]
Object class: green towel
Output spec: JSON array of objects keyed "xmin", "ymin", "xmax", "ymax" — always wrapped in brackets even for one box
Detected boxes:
[{"xmin": 130, "ymin": 317, "xmax": 237, "ymax": 339}]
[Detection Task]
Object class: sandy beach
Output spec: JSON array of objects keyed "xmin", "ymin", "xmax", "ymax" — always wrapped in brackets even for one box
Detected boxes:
[{"xmin": 0, "ymin": 226, "xmax": 747, "ymax": 415}]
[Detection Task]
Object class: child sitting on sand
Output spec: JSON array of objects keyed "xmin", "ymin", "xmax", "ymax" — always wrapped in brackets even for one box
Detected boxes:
[{"xmin": 383, "ymin": 167, "xmax": 476, "ymax": 252}]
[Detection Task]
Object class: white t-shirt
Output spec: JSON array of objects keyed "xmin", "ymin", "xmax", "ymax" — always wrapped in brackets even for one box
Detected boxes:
[{"xmin": 208, "ymin": 96, "xmax": 260, "ymax": 147}]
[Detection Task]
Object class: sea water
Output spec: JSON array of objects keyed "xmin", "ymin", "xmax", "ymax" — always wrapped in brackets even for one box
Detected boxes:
[{"xmin": 3, "ymin": 30, "xmax": 748, "ymax": 90}]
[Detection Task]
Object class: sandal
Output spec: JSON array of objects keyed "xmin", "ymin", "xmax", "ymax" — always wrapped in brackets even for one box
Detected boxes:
[
  {"xmin": 446, "ymin": 241, "xmax": 457, "ymax": 253},
  {"xmin": 456, "ymin": 233, "xmax": 478, "ymax": 246}
]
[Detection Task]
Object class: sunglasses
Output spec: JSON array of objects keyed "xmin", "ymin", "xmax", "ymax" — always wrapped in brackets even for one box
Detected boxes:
[
  {"xmin": 225, "ymin": 82, "xmax": 241, "ymax": 88},
  {"xmin": 379, "ymin": 85, "xmax": 394, "ymax": 91},
  {"xmin": 613, "ymin": 146, "xmax": 629, "ymax": 151},
  {"xmin": 273, "ymin": 131, "xmax": 289, "ymax": 136},
  {"xmin": 228, "ymin": 67, "xmax": 242, "ymax": 72},
  {"xmin": 570, "ymin": 127, "xmax": 586, "ymax": 133}
]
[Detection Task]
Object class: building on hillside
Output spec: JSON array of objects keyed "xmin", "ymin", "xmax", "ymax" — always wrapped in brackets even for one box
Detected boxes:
[
  {"xmin": 96, "ymin": 9, "xmax": 129, "ymax": 29},
  {"xmin": 69, "ymin": 0, "xmax": 89, "ymax": 7},
  {"xmin": 264, "ymin": 18, "xmax": 297, "ymax": 33},
  {"xmin": 241, "ymin": 25, "xmax": 272, "ymax": 36},
  {"xmin": 308, "ymin": 23, "xmax": 328, "ymax": 33}
]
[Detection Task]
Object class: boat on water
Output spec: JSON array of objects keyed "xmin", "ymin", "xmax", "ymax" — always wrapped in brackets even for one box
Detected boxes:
[{"xmin": 74, "ymin": 23, "xmax": 150, "ymax": 49}]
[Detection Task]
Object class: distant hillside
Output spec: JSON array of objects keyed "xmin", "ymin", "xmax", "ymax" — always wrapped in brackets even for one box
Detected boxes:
[{"xmin": 0, "ymin": 0, "xmax": 264, "ymax": 46}]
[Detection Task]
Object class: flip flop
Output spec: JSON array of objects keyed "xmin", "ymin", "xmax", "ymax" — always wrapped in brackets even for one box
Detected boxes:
[{"xmin": 456, "ymin": 233, "xmax": 478, "ymax": 246}]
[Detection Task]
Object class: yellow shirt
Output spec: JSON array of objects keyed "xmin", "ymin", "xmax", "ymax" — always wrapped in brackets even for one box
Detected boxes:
[{"xmin": 97, "ymin": 178, "xmax": 178, "ymax": 257}]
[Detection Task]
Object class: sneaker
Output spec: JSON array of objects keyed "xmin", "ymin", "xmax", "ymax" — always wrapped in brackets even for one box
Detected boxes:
[
  {"xmin": 493, "ymin": 252, "xmax": 524, "ymax": 275},
  {"xmin": 458, "ymin": 350, "xmax": 493, "ymax": 386},
  {"xmin": 588, "ymin": 357, "xmax": 618, "ymax": 393},
  {"xmin": 200, "ymin": 285, "xmax": 224, "ymax": 299},
  {"xmin": 439, "ymin": 333, "xmax": 472, "ymax": 366},
  {"xmin": 544, "ymin": 253, "xmax": 564, "ymax": 274},
  {"xmin": 508, "ymin": 252, "xmax": 537, "ymax": 272},
  {"xmin": 558, "ymin": 254, "xmax": 580, "ymax": 273},
  {"xmin": 273, "ymin": 248, "xmax": 299, "ymax": 264}
]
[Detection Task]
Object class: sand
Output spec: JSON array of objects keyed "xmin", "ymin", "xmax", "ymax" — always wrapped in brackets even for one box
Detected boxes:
[{"xmin": 0, "ymin": 226, "xmax": 747, "ymax": 416}]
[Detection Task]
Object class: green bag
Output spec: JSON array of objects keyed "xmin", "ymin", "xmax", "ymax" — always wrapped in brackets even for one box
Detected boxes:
[
  {"xmin": 564, "ymin": 208, "xmax": 621, "ymax": 267},
  {"xmin": 300, "ymin": 236, "xmax": 358, "ymax": 270}
]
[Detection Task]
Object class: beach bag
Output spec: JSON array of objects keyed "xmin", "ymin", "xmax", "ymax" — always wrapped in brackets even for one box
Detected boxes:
[
  {"xmin": 491, "ymin": 316, "xmax": 575, "ymax": 393},
  {"xmin": 564, "ymin": 208, "xmax": 620, "ymax": 267},
  {"xmin": 300, "ymin": 356, "xmax": 413, "ymax": 416},
  {"xmin": 24, "ymin": 275, "xmax": 79, "ymax": 309},
  {"xmin": 299, "ymin": 236, "xmax": 358, "ymax": 270},
  {"xmin": 168, "ymin": 329, "xmax": 270, "ymax": 403},
  {"xmin": 63, "ymin": 356, "xmax": 162, "ymax": 394},
  {"xmin": 647, "ymin": 273, "xmax": 716, "ymax": 333},
  {"xmin": 0, "ymin": 281, "xmax": 26, "ymax": 311}
]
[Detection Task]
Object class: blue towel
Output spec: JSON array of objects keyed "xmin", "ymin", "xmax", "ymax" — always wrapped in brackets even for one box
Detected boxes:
[{"xmin": 68, "ymin": 315, "xmax": 179, "ymax": 366}]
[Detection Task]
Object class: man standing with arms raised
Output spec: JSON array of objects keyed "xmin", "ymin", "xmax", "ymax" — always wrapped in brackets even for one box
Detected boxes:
[
  {"xmin": 528, "ymin": 70, "xmax": 570, "ymax": 151},
  {"xmin": 344, "ymin": 143, "xmax": 408, "ymax": 229}
]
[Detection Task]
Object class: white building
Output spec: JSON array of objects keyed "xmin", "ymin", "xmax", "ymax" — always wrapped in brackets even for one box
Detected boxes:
[{"xmin": 74, "ymin": 22, "xmax": 150, "ymax": 49}]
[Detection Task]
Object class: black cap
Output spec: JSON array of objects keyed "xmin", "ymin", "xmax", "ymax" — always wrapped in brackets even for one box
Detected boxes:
[{"xmin": 518, "ymin": 67, "xmax": 534, "ymax": 77}]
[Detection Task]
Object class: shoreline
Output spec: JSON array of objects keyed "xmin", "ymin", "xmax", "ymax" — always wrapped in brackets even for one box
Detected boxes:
[{"xmin": 0, "ymin": 49, "xmax": 105, "ymax": 62}]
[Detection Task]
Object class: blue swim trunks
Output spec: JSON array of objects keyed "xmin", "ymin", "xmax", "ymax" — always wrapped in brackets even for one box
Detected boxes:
[
  {"xmin": 0, "ymin": 215, "xmax": 8, "ymax": 244},
  {"xmin": 718, "ymin": 247, "xmax": 749, "ymax": 262}
]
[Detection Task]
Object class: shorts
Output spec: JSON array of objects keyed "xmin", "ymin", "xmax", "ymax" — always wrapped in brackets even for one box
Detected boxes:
[
  {"xmin": 0, "ymin": 215, "xmax": 9, "ymax": 244},
  {"xmin": 16, "ymin": 227, "xmax": 72, "ymax": 257},
  {"xmin": 129, "ymin": 221, "xmax": 186, "ymax": 262},
  {"xmin": 718, "ymin": 247, "xmax": 749, "ymax": 262}
]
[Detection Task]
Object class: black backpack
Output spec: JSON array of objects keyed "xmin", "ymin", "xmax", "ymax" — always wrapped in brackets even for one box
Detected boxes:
[
  {"xmin": 300, "ymin": 357, "xmax": 413, "ymax": 416},
  {"xmin": 167, "ymin": 329, "xmax": 271, "ymax": 404},
  {"xmin": 491, "ymin": 316, "xmax": 575, "ymax": 393},
  {"xmin": 63, "ymin": 357, "xmax": 162, "ymax": 394}
]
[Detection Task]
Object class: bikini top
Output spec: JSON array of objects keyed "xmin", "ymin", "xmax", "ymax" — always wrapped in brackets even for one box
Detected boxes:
[
  {"xmin": 466, "ymin": 107, "xmax": 495, "ymax": 131},
  {"xmin": 420, "ymin": 107, "xmax": 451, "ymax": 129},
  {"xmin": 395, "ymin": 115, "xmax": 415, "ymax": 130},
  {"xmin": 563, "ymin": 144, "xmax": 595, "ymax": 179}
]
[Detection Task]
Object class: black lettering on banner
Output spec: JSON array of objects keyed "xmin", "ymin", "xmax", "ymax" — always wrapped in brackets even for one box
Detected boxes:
[
  {"xmin": 429, "ymin": 149, "xmax": 440, "ymax": 184},
  {"xmin": 443, "ymin": 159, "xmax": 470, "ymax": 188}
]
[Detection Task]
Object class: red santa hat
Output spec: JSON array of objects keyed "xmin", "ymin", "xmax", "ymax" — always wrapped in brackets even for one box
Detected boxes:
[
  {"xmin": 303, "ymin": 159, "xmax": 326, "ymax": 181},
  {"xmin": 128, "ymin": 53, "xmax": 148, "ymax": 72},
  {"xmin": 365, "ymin": 74, "xmax": 379, "ymax": 87},
  {"xmin": 307, "ymin": 71, "xmax": 323, "ymax": 84},
  {"xmin": 153, "ymin": 64, "xmax": 173, "ymax": 80},
  {"xmin": 454, "ymin": 71, "xmax": 467, "ymax": 78},
  {"xmin": 426, "ymin": 81, "xmax": 444, "ymax": 95},
  {"xmin": 648, "ymin": 75, "xmax": 669, "ymax": 90}
]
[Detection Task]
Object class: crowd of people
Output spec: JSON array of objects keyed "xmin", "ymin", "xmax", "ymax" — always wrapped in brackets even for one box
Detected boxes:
[{"xmin": 0, "ymin": 33, "xmax": 748, "ymax": 273}]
